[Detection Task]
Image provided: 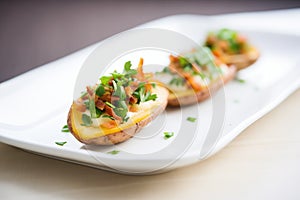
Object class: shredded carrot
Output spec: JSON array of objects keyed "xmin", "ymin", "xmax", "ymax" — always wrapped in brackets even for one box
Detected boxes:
[{"xmin": 137, "ymin": 58, "xmax": 145, "ymax": 81}]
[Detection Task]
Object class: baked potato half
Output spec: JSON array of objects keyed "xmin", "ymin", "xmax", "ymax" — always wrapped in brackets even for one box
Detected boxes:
[
  {"xmin": 154, "ymin": 47, "xmax": 237, "ymax": 106},
  {"xmin": 68, "ymin": 59, "xmax": 169, "ymax": 145},
  {"xmin": 205, "ymin": 28, "xmax": 259, "ymax": 70}
]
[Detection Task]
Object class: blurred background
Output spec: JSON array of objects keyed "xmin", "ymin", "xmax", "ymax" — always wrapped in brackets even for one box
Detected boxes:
[{"xmin": 0, "ymin": 0, "xmax": 299, "ymax": 83}]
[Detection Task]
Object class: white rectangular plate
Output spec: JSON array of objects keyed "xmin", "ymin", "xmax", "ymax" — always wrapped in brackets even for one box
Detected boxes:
[{"xmin": 0, "ymin": 11, "xmax": 299, "ymax": 174}]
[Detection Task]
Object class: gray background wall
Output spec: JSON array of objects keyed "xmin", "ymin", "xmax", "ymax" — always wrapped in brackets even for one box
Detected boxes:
[{"xmin": 0, "ymin": 0, "xmax": 299, "ymax": 82}]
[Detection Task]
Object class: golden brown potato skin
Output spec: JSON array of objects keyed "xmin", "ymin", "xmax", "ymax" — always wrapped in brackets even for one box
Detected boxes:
[
  {"xmin": 67, "ymin": 87, "xmax": 169, "ymax": 145},
  {"xmin": 167, "ymin": 66, "xmax": 237, "ymax": 107},
  {"xmin": 221, "ymin": 47, "xmax": 259, "ymax": 71}
]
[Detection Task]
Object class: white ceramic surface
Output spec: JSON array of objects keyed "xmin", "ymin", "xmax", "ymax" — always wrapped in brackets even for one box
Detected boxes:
[{"xmin": 0, "ymin": 13, "xmax": 299, "ymax": 174}]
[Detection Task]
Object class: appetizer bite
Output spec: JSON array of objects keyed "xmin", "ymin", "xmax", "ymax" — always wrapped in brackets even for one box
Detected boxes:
[
  {"xmin": 68, "ymin": 58, "xmax": 169, "ymax": 145},
  {"xmin": 154, "ymin": 47, "xmax": 236, "ymax": 106},
  {"xmin": 205, "ymin": 28, "xmax": 259, "ymax": 70}
]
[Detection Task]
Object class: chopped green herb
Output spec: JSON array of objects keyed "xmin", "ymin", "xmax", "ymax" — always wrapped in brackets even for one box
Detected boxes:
[
  {"xmin": 89, "ymin": 96, "xmax": 98, "ymax": 118},
  {"xmin": 107, "ymin": 150, "xmax": 120, "ymax": 155},
  {"xmin": 164, "ymin": 132, "xmax": 174, "ymax": 139},
  {"xmin": 95, "ymin": 85, "xmax": 105, "ymax": 97},
  {"xmin": 133, "ymin": 83, "xmax": 157, "ymax": 104},
  {"xmin": 111, "ymin": 71, "xmax": 124, "ymax": 80},
  {"xmin": 124, "ymin": 61, "xmax": 132, "ymax": 71},
  {"xmin": 81, "ymin": 113, "xmax": 92, "ymax": 126},
  {"xmin": 100, "ymin": 76, "xmax": 112, "ymax": 85},
  {"xmin": 162, "ymin": 66, "xmax": 170, "ymax": 73},
  {"xmin": 80, "ymin": 91, "xmax": 87, "ymax": 98},
  {"xmin": 151, "ymin": 83, "xmax": 157, "ymax": 88},
  {"xmin": 112, "ymin": 80, "xmax": 126, "ymax": 100},
  {"xmin": 61, "ymin": 125, "xmax": 70, "ymax": 132},
  {"xmin": 105, "ymin": 101, "xmax": 116, "ymax": 109},
  {"xmin": 113, "ymin": 100, "xmax": 128, "ymax": 121},
  {"xmin": 55, "ymin": 141, "xmax": 67, "ymax": 146},
  {"xmin": 235, "ymin": 78, "xmax": 246, "ymax": 83},
  {"xmin": 169, "ymin": 77, "xmax": 185, "ymax": 86},
  {"xmin": 102, "ymin": 115, "xmax": 115, "ymax": 120},
  {"xmin": 187, "ymin": 117, "xmax": 197, "ymax": 122}
]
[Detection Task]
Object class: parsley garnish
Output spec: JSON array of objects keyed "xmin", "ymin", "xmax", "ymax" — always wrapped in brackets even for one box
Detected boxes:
[
  {"xmin": 169, "ymin": 77, "xmax": 185, "ymax": 86},
  {"xmin": 105, "ymin": 101, "xmax": 116, "ymax": 109},
  {"xmin": 107, "ymin": 150, "xmax": 120, "ymax": 155},
  {"xmin": 55, "ymin": 141, "xmax": 67, "ymax": 146},
  {"xmin": 133, "ymin": 83, "xmax": 157, "ymax": 103},
  {"xmin": 100, "ymin": 76, "xmax": 112, "ymax": 85},
  {"xmin": 233, "ymin": 99, "xmax": 239, "ymax": 103},
  {"xmin": 95, "ymin": 85, "xmax": 105, "ymax": 97},
  {"xmin": 102, "ymin": 115, "xmax": 115, "ymax": 120},
  {"xmin": 81, "ymin": 113, "xmax": 92, "ymax": 126},
  {"xmin": 61, "ymin": 125, "xmax": 70, "ymax": 132},
  {"xmin": 89, "ymin": 96, "xmax": 98, "ymax": 118},
  {"xmin": 187, "ymin": 117, "xmax": 197, "ymax": 122},
  {"xmin": 164, "ymin": 132, "xmax": 174, "ymax": 139},
  {"xmin": 80, "ymin": 91, "xmax": 87, "ymax": 98},
  {"xmin": 235, "ymin": 78, "xmax": 246, "ymax": 83},
  {"xmin": 124, "ymin": 61, "xmax": 132, "ymax": 71},
  {"xmin": 113, "ymin": 100, "xmax": 128, "ymax": 121}
]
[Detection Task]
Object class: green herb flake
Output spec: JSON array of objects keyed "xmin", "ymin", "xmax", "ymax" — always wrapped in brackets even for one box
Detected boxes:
[
  {"xmin": 107, "ymin": 150, "xmax": 120, "ymax": 155},
  {"xmin": 81, "ymin": 113, "xmax": 92, "ymax": 126},
  {"xmin": 102, "ymin": 115, "xmax": 115, "ymax": 120},
  {"xmin": 124, "ymin": 61, "xmax": 132, "ymax": 71},
  {"xmin": 164, "ymin": 132, "xmax": 174, "ymax": 139},
  {"xmin": 169, "ymin": 77, "xmax": 185, "ymax": 86},
  {"xmin": 187, "ymin": 117, "xmax": 197, "ymax": 122},
  {"xmin": 95, "ymin": 85, "xmax": 105, "ymax": 97},
  {"xmin": 61, "ymin": 125, "xmax": 70, "ymax": 132},
  {"xmin": 55, "ymin": 141, "xmax": 67, "ymax": 146},
  {"xmin": 235, "ymin": 78, "xmax": 246, "ymax": 83},
  {"xmin": 89, "ymin": 97, "xmax": 98, "ymax": 118},
  {"xmin": 80, "ymin": 91, "xmax": 87, "ymax": 98},
  {"xmin": 233, "ymin": 99, "xmax": 239, "ymax": 103},
  {"xmin": 100, "ymin": 76, "xmax": 112, "ymax": 85},
  {"xmin": 105, "ymin": 101, "xmax": 116, "ymax": 109}
]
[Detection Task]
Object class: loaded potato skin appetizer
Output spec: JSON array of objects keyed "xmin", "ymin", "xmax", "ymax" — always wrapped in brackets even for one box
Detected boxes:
[
  {"xmin": 205, "ymin": 28, "xmax": 259, "ymax": 70},
  {"xmin": 154, "ymin": 47, "xmax": 237, "ymax": 106},
  {"xmin": 68, "ymin": 58, "xmax": 169, "ymax": 145}
]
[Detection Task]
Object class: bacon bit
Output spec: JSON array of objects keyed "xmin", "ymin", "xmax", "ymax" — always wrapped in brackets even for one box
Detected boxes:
[
  {"xmin": 129, "ymin": 104, "xmax": 139, "ymax": 112},
  {"xmin": 169, "ymin": 55, "xmax": 179, "ymax": 62},
  {"xmin": 206, "ymin": 35, "xmax": 217, "ymax": 45},
  {"xmin": 100, "ymin": 120, "xmax": 117, "ymax": 129},
  {"xmin": 187, "ymin": 77, "xmax": 202, "ymax": 91},
  {"xmin": 137, "ymin": 58, "xmax": 145, "ymax": 81},
  {"xmin": 218, "ymin": 40, "xmax": 228, "ymax": 50},
  {"xmin": 111, "ymin": 96, "xmax": 120, "ymax": 102},
  {"xmin": 74, "ymin": 99, "xmax": 86, "ymax": 112},
  {"xmin": 125, "ymin": 86, "xmax": 133, "ymax": 96},
  {"xmin": 105, "ymin": 105, "xmax": 122, "ymax": 121},
  {"xmin": 99, "ymin": 92, "xmax": 111, "ymax": 102},
  {"xmin": 237, "ymin": 35, "xmax": 247, "ymax": 43},
  {"xmin": 144, "ymin": 83, "xmax": 153, "ymax": 93},
  {"xmin": 86, "ymin": 86, "xmax": 94, "ymax": 97},
  {"xmin": 191, "ymin": 63, "xmax": 201, "ymax": 73},
  {"xmin": 95, "ymin": 98, "xmax": 105, "ymax": 110},
  {"xmin": 212, "ymin": 48, "xmax": 223, "ymax": 57},
  {"xmin": 169, "ymin": 55, "xmax": 204, "ymax": 92},
  {"xmin": 129, "ymin": 96, "xmax": 138, "ymax": 105},
  {"xmin": 214, "ymin": 57, "xmax": 223, "ymax": 66}
]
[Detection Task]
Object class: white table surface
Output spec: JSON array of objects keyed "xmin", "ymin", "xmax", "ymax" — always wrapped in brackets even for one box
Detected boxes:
[{"xmin": 1, "ymin": 9, "xmax": 300, "ymax": 200}]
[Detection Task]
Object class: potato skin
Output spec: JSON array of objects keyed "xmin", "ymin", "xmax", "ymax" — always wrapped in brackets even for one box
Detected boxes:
[
  {"xmin": 167, "ymin": 66, "xmax": 237, "ymax": 106},
  {"xmin": 222, "ymin": 47, "xmax": 259, "ymax": 70},
  {"xmin": 67, "ymin": 87, "xmax": 169, "ymax": 145}
]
